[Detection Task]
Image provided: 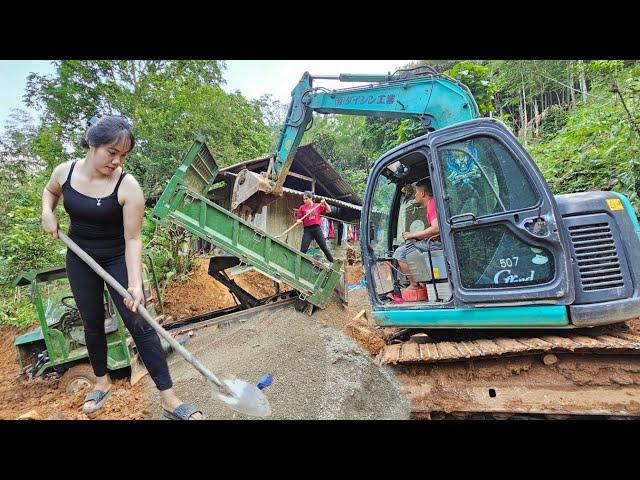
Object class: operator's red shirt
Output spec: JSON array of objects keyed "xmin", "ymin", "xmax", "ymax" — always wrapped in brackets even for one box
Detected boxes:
[
  {"xmin": 426, "ymin": 197, "xmax": 440, "ymax": 242},
  {"xmin": 297, "ymin": 202, "xmax": 327, "ymax": 228},
  {"xmin": 426, "ymin": 197, "xmax": 437, "ymax": 225}
]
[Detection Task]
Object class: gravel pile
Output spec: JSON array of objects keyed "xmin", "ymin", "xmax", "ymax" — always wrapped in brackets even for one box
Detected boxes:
[{"xmin": 147, "ymin": 304, "xmax": 409, "ymax": 420}]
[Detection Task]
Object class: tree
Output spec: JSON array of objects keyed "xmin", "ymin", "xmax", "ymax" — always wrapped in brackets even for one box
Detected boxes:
[
  {"xmin": 445, "ymin": 62, "xmax": 495, "ymax": 115},
  {"xmin": 25, "ymin": 60, "xmax": 273, "ymax": 199}
]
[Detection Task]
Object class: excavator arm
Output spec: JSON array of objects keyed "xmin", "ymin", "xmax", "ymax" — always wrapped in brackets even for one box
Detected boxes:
[{"xmin": 231, "ymin": 68, "xmax": 480, "ymax": 212}]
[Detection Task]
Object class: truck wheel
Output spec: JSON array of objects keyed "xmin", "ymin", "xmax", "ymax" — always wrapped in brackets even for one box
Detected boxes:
[{"xmin": 59, "ymin": 364, "xmax": 96, "ymax": 394}]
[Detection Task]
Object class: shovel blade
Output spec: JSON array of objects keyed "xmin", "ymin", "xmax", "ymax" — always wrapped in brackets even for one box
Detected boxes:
[
  {"xmin": 129, "ymin": 353, "xmax": 149, "ymax": 386},
  {"xmin": 211, "ymin": 375, "xmax": 272, "ymax": 418}
]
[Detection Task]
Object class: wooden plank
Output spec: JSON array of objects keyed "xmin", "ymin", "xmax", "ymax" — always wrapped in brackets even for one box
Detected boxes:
[{"xmin": 286, "ymin": 171, "xmax": 314, "ymax": 182}]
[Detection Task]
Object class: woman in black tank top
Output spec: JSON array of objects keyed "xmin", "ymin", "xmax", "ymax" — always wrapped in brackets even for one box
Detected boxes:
[{"xmin": 42, "ymin": 116, "xmax": 203, "ymax": 420}]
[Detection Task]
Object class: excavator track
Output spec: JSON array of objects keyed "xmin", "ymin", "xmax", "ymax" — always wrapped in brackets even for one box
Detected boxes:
[
  {"xmin": 378, "ymin": 331, "xmax": 640, "ymax": 365},
  {"xmin": 375, "ymin": 328, "xmax": 640, "ymax": 418}
]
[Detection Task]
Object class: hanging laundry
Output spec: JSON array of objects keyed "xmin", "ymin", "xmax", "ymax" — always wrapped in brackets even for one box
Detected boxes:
[
  {"xmin": 320, "ymin": 216, "xmax": 330, "ymax": 238},
  {"xmin": 328, "ymin": 220, "xmax": 335, "ymax": 239},
  {"xmin": 348, "ymin": 224, "xmax": 358, "ymax": 242},
  {"xmin": 336, "ymin": 222, "xmax": 344, "ymax": 246}
]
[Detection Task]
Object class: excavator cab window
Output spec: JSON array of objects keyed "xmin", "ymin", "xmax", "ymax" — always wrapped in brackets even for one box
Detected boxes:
[
  {"xmin": 367, "ymin": 172, "xmax": 398, "ymax": 297},
  {"xmin": 368, "ymin": 173, "xmax": 398, "ymax": 259},
  {"xmin": 439, "ymin": 137, "xmax": 539, "ymax": 219},
  {"xmin": 436, "ymin": 136, "xmax": 556, "ymax": 289}
]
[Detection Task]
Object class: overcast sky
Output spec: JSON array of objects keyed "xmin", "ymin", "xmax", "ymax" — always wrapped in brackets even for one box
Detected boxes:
[{"xmin": 0, "ymin": 60, "xmax": 413, "ymax": 135}]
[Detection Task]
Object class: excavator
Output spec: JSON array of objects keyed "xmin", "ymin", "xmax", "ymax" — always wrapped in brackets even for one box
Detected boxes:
[{"xmin": 228, "ymin": 66, "xmax": 640, "ymax": 418}]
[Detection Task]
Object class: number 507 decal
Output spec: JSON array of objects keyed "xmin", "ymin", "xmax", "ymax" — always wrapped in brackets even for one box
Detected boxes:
[{"xmin": 499, "ymin": 257, "xmax": 519, "ymax": 268}]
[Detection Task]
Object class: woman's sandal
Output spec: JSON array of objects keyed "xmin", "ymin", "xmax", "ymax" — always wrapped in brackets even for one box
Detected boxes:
[
  {"xmin": 82, "ymin": 389, "xmax": 112, "ymax": 414},
  {"xmin": 162, "ymin": 403, "xmax": 204, "ymax": 420}
]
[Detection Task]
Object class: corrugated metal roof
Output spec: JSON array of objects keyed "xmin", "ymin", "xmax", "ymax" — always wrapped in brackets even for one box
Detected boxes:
[
  {"xmin": 218, "ymin": 144, "xmax": 362, "ymax": 206},
  {"xmin": 282, "ymin": 187, "xmax": 361, "ymax": 211}
]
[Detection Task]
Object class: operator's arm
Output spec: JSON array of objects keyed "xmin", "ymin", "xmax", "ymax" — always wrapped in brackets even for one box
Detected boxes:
[
  {"xmin": 41, "ymin": 162, "xmax": 70, "ymax": 239},
  {"xmin": 403, "ymin": 217, "xmax": 439, "ymax": 241},
  {"xmin": 121, "ymin": 175, "xmax": 145, "ymax": 313}
]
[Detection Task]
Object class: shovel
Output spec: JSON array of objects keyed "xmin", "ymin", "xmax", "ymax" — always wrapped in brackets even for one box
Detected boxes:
[{"xmin": 57, "ymin": 230, "xmax": 271, "ymax": 418}]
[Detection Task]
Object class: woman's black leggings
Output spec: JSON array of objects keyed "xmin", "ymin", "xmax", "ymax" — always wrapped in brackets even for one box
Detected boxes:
[
  {"xmin": 300, "ymin": 225, "xmax": 334, "ymax": 263},
  {"xmin": 65, "ymin": 250, "xmax": 172, "ymax": 391}
]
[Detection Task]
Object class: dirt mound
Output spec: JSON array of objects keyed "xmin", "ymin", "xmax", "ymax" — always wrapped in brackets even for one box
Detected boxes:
[
  {"xmin": 345, "ymin": 263, "xmax": 365, "ymax": 285},
  {"xmin": 146, "ymin": 302, "xmax": 409, "ymax": 420},
  {"xmin": 0, "ymin": 325, "xmax": 151, "ymax": 420},
  {"xmin": 163, "ymin": 258, "xmax": 290, "ymax": 322},
  {"xmin": 311, "ymin": 287, "xmax": 390, "ymax": 356},
  {"xmin": 234, "ymin": 270, "xmax": 288, "ymax": 299}
]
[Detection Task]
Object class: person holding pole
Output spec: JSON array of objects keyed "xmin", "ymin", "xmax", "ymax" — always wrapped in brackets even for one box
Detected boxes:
[{"xmin": 296, "ymin": 191, "xmax": 334, "ymax": 263}]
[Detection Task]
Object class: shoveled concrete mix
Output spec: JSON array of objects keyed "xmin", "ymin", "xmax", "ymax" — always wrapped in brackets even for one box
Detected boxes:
[{"xmin": 147, "ymin": 305, "xmax": 409, "ymax": 420}]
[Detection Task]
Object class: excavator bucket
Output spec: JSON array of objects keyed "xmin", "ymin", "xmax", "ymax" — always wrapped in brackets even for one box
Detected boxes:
[{"xmin": 231, "ymin": 169, "xmax": 275, "ymax": 212}]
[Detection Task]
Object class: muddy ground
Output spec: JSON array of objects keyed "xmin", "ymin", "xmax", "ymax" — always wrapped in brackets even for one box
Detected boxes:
[
  {"xmin": 0, "ymin": 324, "xmax": 152, "ymax": 420},
  {"xmin": 0, "ymin": 260, "xmax": 377, "ymax": 420},
  {"xmin": 3, "ymin": 254, "xmax": 639, "ymax": 420}
]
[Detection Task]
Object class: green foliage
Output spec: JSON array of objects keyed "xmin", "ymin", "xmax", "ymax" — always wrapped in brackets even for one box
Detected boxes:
[
  {"xmin": 0, "ymin": 165, "xmax": 66, "ymax": 290},
  {"xmin": 537, "ymin": 105, "xmax": 570, "ymax": 139},
  {"xmin": 529, "ymin": 65, "xmax": 640, "ymax": 213},
  {"xmin": 0, "ymin": 293, "xmax": 37, "ymax": 328},
  {"xmin": 142, "ymin": 215, "xmax": 199, "ymax": 291},
  {"xmin": 445, "ymin": 62, "xmax": 495, "ymax": 115},
  {"xmin": 304, "ymin": 115, "xmax": 372, "ymax": 197},
  {"xmin": 587, "ymin": 60, "xmax": 625, "ymax": 76}
]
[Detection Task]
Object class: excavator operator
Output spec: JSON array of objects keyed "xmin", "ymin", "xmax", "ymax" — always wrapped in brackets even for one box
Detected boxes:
[{"xmin": 393, "ymin": 179, "xmax": 440, "ymax": 292}]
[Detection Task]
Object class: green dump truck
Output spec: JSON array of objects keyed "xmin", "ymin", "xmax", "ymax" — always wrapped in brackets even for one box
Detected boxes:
[{"xmin": 151, "ymin": 136, "xmax": 343, "ymax": 310}]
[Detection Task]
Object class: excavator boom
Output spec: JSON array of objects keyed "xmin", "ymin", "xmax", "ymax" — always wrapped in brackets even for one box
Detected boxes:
[{"xmin": 231, "ymin": 68, "xmax": 479, "ymax": 212}]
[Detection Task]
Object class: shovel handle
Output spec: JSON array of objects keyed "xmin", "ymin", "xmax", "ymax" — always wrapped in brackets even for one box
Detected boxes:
[
  {"xmin": 276, "ymin": 203, "xmax": 323, "ymax": 238},
  {"xmin": 57, "ymin": 231, "xmax": 230, "ymax": 395}
]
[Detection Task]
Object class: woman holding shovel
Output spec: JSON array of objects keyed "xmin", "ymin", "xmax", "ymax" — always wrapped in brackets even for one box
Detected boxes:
[
  {"xmin": 41, "ymin": 116, "xmax": 203, "ymax": 420},
  {"xmin": 295, "ymin": 191, "xmax": 334, "ymax": 263}
]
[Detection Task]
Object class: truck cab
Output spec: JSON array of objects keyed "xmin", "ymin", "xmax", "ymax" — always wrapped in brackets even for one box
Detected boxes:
[{"xmin": 361, "ymin": 118, "xmax": 640, "ymax": 328}]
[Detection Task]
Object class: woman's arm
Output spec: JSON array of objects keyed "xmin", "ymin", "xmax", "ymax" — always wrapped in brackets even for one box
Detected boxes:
[
  {"xmin": 321, "ymin": 199, "xmax": 331, "ymax": 214},
  {"xmin": 41, "ymin": 163, "xmax": 68, "ymax": 239},
  {"xmin": 121, "ymin": 176, "xmax": 146, "ymax": 312}
]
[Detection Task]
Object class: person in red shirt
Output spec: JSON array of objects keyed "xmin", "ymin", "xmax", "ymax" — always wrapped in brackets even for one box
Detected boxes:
[
  {"xmin": 296, "ymin": 191, "xmax": 334, "ymax": 263},
  {"xmin": 393, "ymin": 179, "xmax": 440, "ymax": 291}
]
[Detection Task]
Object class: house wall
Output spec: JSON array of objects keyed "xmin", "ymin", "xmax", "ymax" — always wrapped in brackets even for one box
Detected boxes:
[{"xmin": 199, "ymin": 185, "xmax": 360, "ymax": 262}]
